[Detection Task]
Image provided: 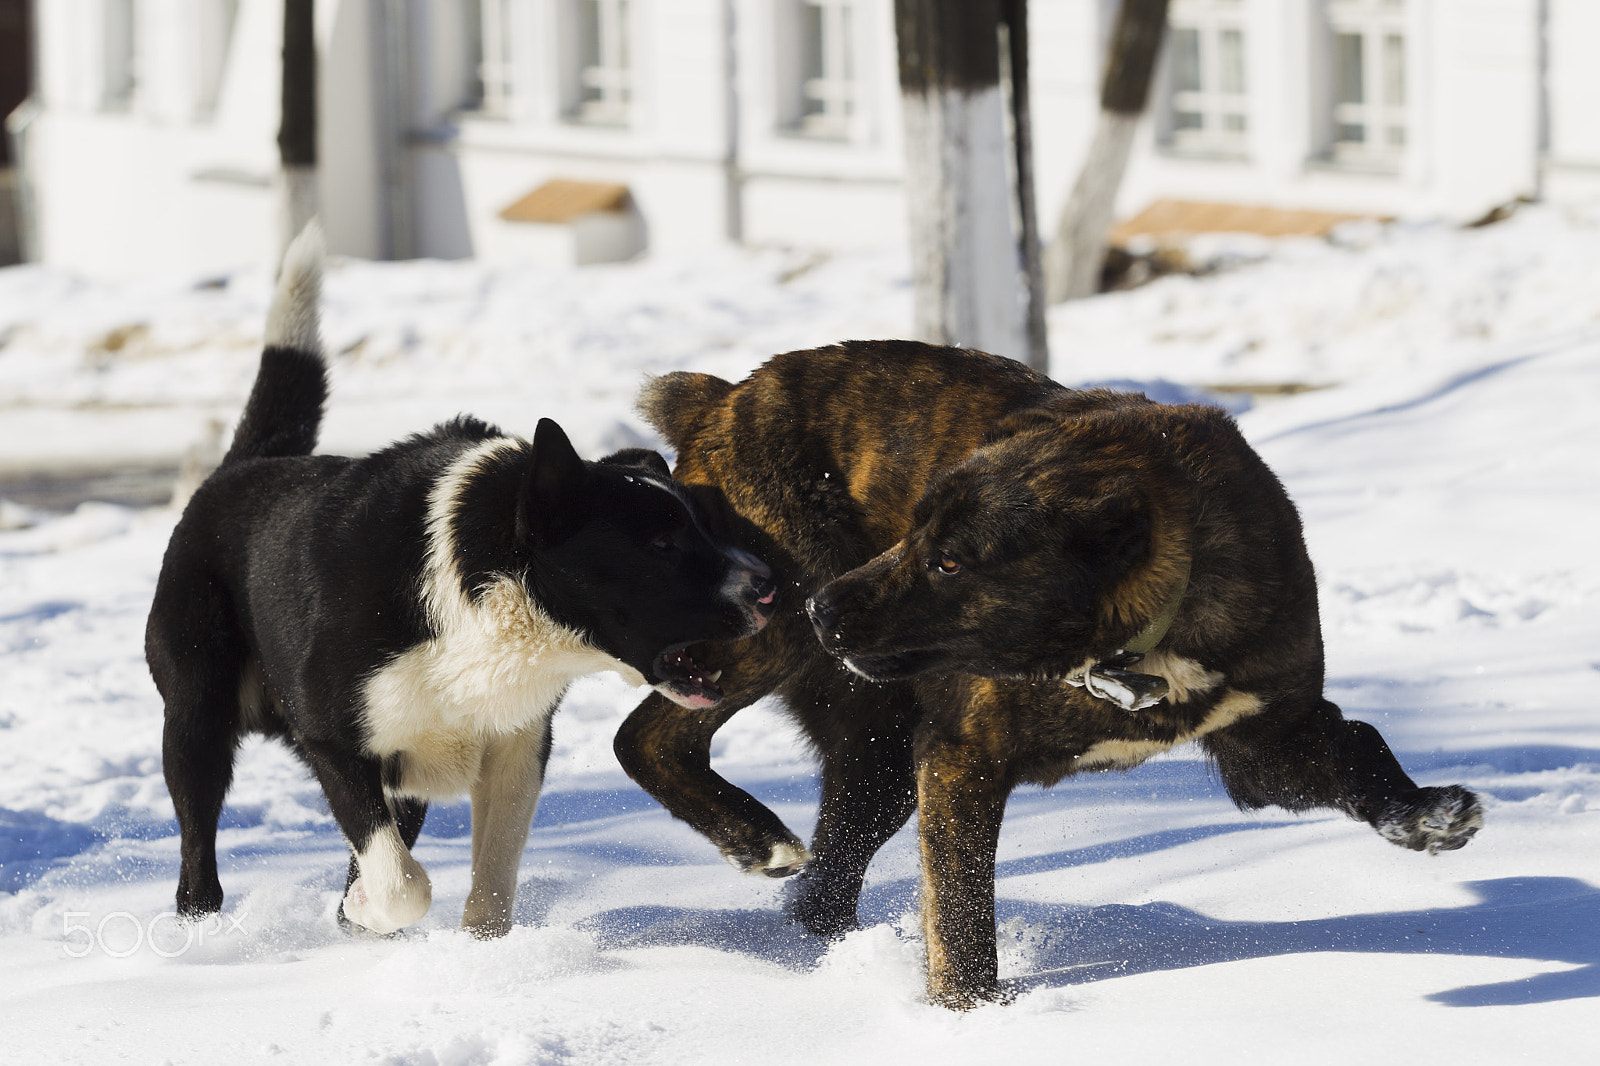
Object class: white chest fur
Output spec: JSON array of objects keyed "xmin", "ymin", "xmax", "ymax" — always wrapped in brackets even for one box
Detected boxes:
[{"xmin": 360, "ymin": 577, "xmax": 636, "ymax": 798}]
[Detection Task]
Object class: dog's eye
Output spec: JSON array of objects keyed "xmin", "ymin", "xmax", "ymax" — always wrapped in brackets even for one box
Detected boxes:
[
  {"xmin": 650, "ymin": 533, "xmax": 677, "ymax": 553},
  {"xmin": 933, "ymin": 553, "xmax": 963, "ymax": 576}
]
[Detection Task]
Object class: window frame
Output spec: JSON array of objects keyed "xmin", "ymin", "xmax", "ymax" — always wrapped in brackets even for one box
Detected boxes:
[
  {"xmin": 564, "ymin": 0, "xmax": 633, "ymax": 127},
  {"xmin": 784, "ymin": 0, "xmax": 858, "ymax": 141},
  {"xmin": 1161, "ymin": 0, "xmax": 1251, "ymax": 158},
  {"xmin": 1323, "ymin": 0, "xmax": 1409, "ymax": 168}
]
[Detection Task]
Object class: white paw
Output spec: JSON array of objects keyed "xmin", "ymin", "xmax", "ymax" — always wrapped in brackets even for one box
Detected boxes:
[
  {"xmin": 722, "ymin": 840, "xmax": 813, "ymax": 878},
  {"xmin": 343, "ymin": 829, "xmax": 433, "ymax": 934},
  {"xmin": 342, "ymin": 869, "xmax": 432, "ymax": 935}
]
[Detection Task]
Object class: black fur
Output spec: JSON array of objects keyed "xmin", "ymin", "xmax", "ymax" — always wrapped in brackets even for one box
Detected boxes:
[{"xmin": 147, "ymin": 227, "xmax": 774, "ymax": 935}]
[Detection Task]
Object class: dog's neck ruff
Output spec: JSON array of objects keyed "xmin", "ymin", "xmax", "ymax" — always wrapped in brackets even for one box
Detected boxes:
[{"xmin": 1067, "ymin": 558, "xmax": 1191, "ymax": 712}]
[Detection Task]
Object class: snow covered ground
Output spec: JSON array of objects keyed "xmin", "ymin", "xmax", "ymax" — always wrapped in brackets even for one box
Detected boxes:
[{"xmin": 2, "ymin": 204, "xmax": 1597, "ymax": 1064}]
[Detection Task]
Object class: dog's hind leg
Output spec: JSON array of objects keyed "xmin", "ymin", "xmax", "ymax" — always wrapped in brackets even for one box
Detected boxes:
[
  {"xmin": 784, "ymin": 677, "xmax": 919, "ymax": 939},
  {"xmin": 1202, "ymin": 695, "xmax": 1482, "ymax": 854},
  {"xmin": 161, "ymin": 696, "xmax": 240, "ymax": 918},
  {"xmin": 462, "ymin": 722, "xmax": 553, "ymax": 938},
  {"xmin": 148, "ymin": 578, "xmax": 245, "ymax": 919}
]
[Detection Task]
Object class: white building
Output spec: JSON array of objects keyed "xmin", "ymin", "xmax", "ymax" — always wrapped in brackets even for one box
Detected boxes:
[{"xmin": 13, "ymin": 0, "xmax": 1600, "ymax": 277}]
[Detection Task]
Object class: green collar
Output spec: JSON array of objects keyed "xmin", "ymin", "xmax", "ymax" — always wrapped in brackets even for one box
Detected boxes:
[{"xmin": 1121, "ymin": 557, "xmax": 1191, "ymax": 657}]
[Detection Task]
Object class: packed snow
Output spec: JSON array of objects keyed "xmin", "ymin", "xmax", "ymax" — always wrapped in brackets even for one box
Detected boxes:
[{"xmin": 1, "ymin": 203, "xmax": 1597, "ymax": 1064}]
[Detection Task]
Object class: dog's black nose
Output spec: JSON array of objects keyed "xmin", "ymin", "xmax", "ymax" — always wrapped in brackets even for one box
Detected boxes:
[
  {"xmin": 727, "ymin": 547, "xmax": 776, "ymax": 609},
  {"xmin": 806, "ymin": 591, "xmax": 840, "ymax": 632},
  {"xmin": 749, "ymin": 569, "xmax": 777, "ymax": 607}
]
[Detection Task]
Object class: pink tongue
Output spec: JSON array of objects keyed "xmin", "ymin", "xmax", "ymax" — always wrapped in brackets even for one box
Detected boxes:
[{"xmin": 667, "ymin": 687, "xmax": 718, "ymax": 709}]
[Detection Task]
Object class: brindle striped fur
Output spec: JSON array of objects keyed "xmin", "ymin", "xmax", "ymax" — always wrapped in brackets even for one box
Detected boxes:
[{"xmin": 615, "ymin": 341, "xmax": 1481, "ymax": 1008}]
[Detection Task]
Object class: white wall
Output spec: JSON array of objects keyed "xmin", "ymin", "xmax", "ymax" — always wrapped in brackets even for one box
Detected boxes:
[
  {"xmin": 452, "ymin": 0, "xmax": 735, "ymax": 260},
  {"xmin": 733, "ymin": 0, "xmax": 907, "ymax": 247},
  {"xmin": 1112, "ymin": 0, "xmax": 1545, "ymax": 226},
  {"xmin": 30, "ymin": 0, "xmax": 281, "ymax": 275},
  {"xmin": 20, "ymin": 0, "xmax": 1592, "ymax": 276},
  {"xmin": 1544, "ymin": 0, "xmax": 1600, "ymax": 201},
  {"xmin": 1426, "ymin": 0, "xmax": 1539, "ymax": 214}
]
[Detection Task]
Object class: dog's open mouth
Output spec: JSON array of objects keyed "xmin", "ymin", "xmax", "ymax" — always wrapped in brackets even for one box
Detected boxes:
[{"xmin": 653, "ymin": 644, "xmax": 725, "ymax": 709}]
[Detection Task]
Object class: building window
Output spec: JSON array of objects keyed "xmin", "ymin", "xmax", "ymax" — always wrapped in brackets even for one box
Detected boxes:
[
  {"xmin": 567, "ymin": 0, "xmax": 631, "ymax": 126},
  {"xmin": 1163, "ymin": 0, "xmax": 1248, "ymax": 155},
  {"xmin": 1325, "ymin": 0, "xmax": 1406, "ymax": 165},
  {"xmin": 468, "ymin": 1, "xmax": 633, "ymax": 126},
  {"xmin": 101, "ymin": 0, "xmax": 136, "ymax": 112},
  {"xmin": 790, "ymin": 0, "xmax": 855, "ymax": 139}
]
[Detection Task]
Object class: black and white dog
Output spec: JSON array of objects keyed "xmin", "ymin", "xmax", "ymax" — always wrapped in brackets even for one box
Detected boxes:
[{"xmin": 146, "ymin": 224, "xmax": 774, "ymax": 937}]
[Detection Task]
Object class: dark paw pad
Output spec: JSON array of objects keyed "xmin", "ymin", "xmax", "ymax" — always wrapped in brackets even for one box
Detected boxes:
[{"xmin": 1375, "ymin": 785, "xmax": 1483, "ymax": 854}]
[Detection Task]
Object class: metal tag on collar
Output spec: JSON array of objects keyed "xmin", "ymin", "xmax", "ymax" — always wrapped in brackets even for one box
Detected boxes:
[
  {"xmin": 1066, "ymin": 559, "xmax": 1190, "ymax": 713},
  {"xmin": 1085, "ymin": 657, "xmax": 1169, "ymax": 711},
  {"xmin": 1066, "ymin": 652, "xmax": 1170, "ymax": 712}
]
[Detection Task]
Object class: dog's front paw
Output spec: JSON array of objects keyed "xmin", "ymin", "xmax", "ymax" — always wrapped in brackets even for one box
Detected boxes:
[
  {"xmin": 783, "ymin": 867, "xmax": 858, "ymax": 939},
  {"xmin": 340, "ymin": 865, "xmax": 433, "ymax": 935},
  {"xmin": 1373, "ymin": 785, "xmax": 1483, "ymax": 854},
  {"xmin": 460, "ymin": 893, "xmax": 515, "ymax": 940},
  {"xmin": 721, "ymin": 837, "xmax": 813, "ymax": 878}
]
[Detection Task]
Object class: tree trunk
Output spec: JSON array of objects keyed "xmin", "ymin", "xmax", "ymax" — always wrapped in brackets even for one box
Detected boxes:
[
  {"xmin": 278, "ymin": 0, "xmax": 318, "ymax": 255},
  {"xmin": 1043, "ymin": 0, "xmax": 1169, "ymax": 304},
  {"xmin": 1000, "ymin": 0, "xmax": 1048, "ymax": 371},
  {"xmin": 896, "ymin": 0, "xmax": 1027, "ymax": 362}
]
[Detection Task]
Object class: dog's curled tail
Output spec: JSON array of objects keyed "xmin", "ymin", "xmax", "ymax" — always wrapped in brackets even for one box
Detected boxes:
[
  {"xmin": 221, "ymin": 221, "xmax": 329, "ymax": 467},
  {"xmin": 637, "ymin": 371, "xmax": 734, "ymax": 450}
]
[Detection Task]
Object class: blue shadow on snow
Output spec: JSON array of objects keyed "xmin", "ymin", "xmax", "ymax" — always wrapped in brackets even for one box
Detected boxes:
[{"xmin": 998, "ymin": 875, "xmax": 1600, "ymax": 1008}]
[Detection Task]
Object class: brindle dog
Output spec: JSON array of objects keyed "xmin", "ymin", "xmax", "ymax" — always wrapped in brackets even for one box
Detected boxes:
[{"xmin": 614, "ymin": 341, "xmax": 1481, "ymax": 1008}]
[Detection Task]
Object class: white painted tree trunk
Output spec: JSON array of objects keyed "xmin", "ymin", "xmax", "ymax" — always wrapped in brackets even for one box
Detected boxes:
[
  {"xmin": 902, "ymin": 83, "xmax": 1028, "ymax": 360},
  {"xmin": 278, "ymin": 165, "xmax": 319, "ymax": 260},
  {"xmin": 276, "ymin": 0, "xmax": 318, "ymax": 260},
  {"xmin": 1043, "ymin": 109, "xmax": 1139, "ymax": 304}
]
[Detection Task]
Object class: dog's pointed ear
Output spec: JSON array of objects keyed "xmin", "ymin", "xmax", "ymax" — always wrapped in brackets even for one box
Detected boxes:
[
  {"xmin": 517, "ymin": 418, "xmax": 588, "ymax": 547},
  {"xmin": 600, "ymin": 447, "xmax": 673, "ymax": 480}
]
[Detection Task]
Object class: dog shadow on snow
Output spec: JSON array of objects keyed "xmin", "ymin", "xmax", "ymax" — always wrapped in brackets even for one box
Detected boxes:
[{"xmin": 989, "ymin": 872, "xmax": 1600, "ymax": 1007}]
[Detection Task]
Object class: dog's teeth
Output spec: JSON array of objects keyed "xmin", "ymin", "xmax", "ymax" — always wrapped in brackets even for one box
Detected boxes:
[{"xmin": 708, "ymin": 670, "xmax": 723, "ymax": 683}]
